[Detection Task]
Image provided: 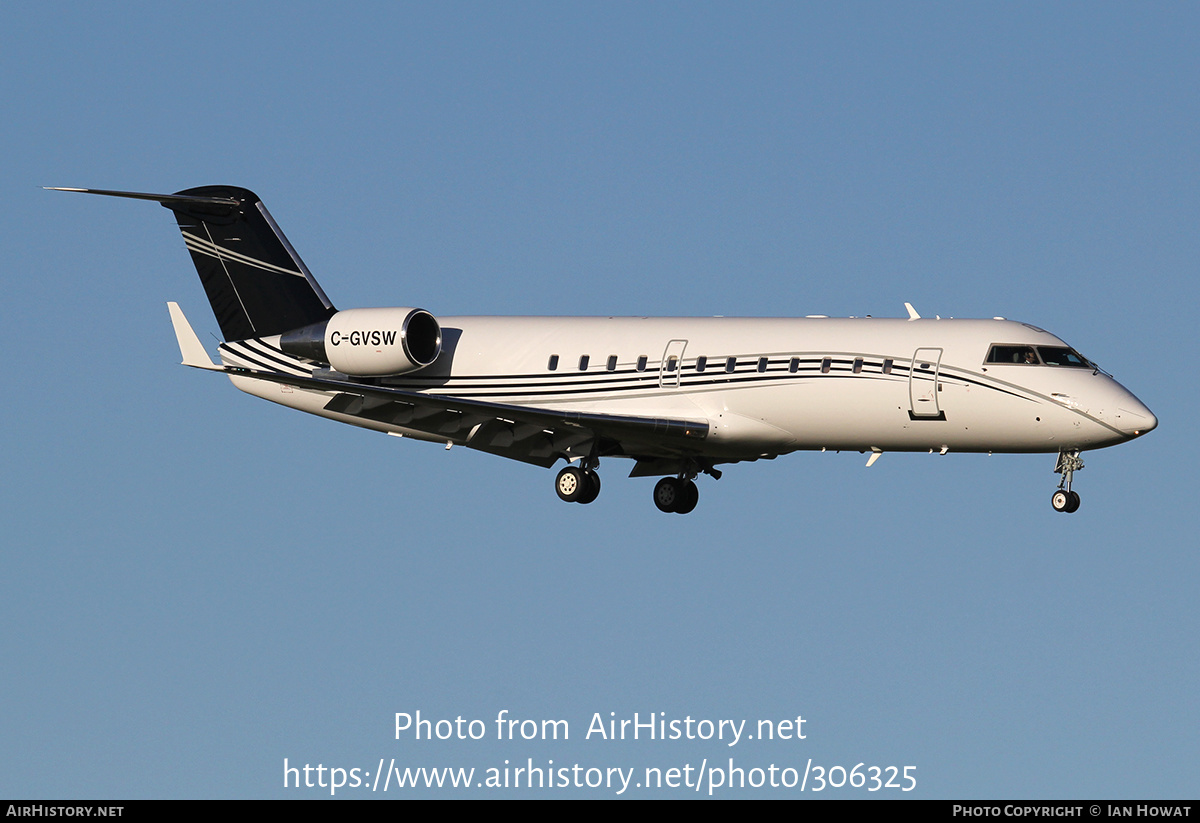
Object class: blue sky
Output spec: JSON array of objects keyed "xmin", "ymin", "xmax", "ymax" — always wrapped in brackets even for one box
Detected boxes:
[{"xmin": 2, "ymin": 3, "xmax": 1196, "ymax": 798}]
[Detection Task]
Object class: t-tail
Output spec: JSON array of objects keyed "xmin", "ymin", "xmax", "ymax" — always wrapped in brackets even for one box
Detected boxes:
[
  {"xmin": 49, "ymin": 185, "xmax": 442, "ymax": 377},
  {"xmin": 47, "ymin": 186, "xmax": 337, "ymax": 341}
]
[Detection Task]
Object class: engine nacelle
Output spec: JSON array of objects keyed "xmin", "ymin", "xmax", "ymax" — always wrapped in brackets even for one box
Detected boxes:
[{"xmin": 280, "ymin": 307, "xmax": 442, "ymax": 376}]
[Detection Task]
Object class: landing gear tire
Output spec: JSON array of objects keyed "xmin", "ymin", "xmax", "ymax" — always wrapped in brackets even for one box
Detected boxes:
[
  {"xmin": 653, "ymin": 477, "xmax": 699, "ymax": 514},
  {"xmin": 675, "ymin": 480, "xmax": 699, "ymax": 514},
  {"xmin": 1052, "ymin": 489, "xmax": 1081, "ymax": 513},
  {"xmin": 556, "ymin": 466, "xmax": 586, "ymax": 503},
  {"xmin": 578, "ymin": 470, "xmax": 601, "ymax": 504},
  {"xmin": 556, "ymin": 466, "xmax": 600, "ymax": 504},
  {"xmin": 654, "ymin": 477, "xmax": 681, "ymax": 513}
]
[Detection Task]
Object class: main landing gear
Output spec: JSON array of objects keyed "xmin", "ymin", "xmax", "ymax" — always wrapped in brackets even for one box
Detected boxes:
[
  {"xmin": 652, "ymin": 464, "xmax": 718, "ymax": 514},
  {"xmin": 1051, "ymin": 449, "xmax": 1084, "ymax": 513},
  {"xmin": 555, "ymin": 465, "xmax": 601, "ymax": 504},
  {"xmin": 554, "ymin": 458, "xmax": 718, "ymax": 514},
  {"xmin": 653, "ymin": 476, "xmax": 699, "ymax": 514},
  {"xmin": 554, "ymin": 458, "xmax": 715, "ymax": 515}
]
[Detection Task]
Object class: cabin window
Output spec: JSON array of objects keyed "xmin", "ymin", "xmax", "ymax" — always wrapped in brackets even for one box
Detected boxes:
[
  {"xmin": 665, "ymin": 356, "xmax": 678, "ymax": 372},
  {"xmin": 607, "ymin": 355, "xmax": 618, "ymax": 371},
  {"xmin": 695, "ymin": 355, "xmax": 707, "ymax": 373},
  {"xmin": 725, "ymin": 357, "xmax": 737, "ymax": 373},
  {"xmin": 757, "ymin": 357, "xmax": 768, "ymax": 373},
  {"xmin": 548, "ymin": 355, "xmax": 559, "ymax": 371},
  {"xmin": 821, "ymin": 357, "xmax": 831, "ymax": 374},
  {"xmin": 882, "ymin": 358, "xmax": 893, "ymax": 375},
  {"xmin": 579, "ymin": 355, "xmax": 590, "ymax": 371},
  {"xmin": 853, "ymin": 358, "xmax": 863, "ymax": 374},
  {"xmin": 637, "ymin": 355, "xmax": 648, "ymax": 372},
  {"xmin": 789, "ymin": 357, "xmax": 799, "ymax": 373},
  {"xmin": 986, "ymin": 344, "xmax": 1038, "ymax": 365}
]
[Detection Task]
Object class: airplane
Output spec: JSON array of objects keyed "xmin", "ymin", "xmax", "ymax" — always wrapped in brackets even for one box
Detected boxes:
[{"xmin": 49, "ymin": 185, "xmax": 1157, "ymax": 514}]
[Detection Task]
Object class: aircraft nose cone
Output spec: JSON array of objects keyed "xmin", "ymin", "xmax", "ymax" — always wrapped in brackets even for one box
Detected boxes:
[
  {"xmin": 1115, "ymin": 398, "xmax": 1157, "ymax": 436},
  {"xmin": 1134, "ymin": 407, "xmax": 1157, "ymax": 435}
]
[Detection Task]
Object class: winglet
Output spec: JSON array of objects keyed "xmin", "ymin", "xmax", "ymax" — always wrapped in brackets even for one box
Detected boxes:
[
  {"xmin": 167, "ymin": 302, "xmax": 220, "ymax": 370},
  {"xmin": 904, "ymin": 302, "xmax": 921, "ymax": 320}
]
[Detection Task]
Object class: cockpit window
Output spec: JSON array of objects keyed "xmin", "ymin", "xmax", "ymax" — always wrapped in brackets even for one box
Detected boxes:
[
  {"xmin": 986, "ymin": 344, "xmax": 1039, "ymax": 365},
  {"xmin": 1037, "ymin": 346, "xmax": 1091, "ymax": 368},
  {"xmin": 985, "ymin": 344, "xmax": 1095, "ymax": 368}
]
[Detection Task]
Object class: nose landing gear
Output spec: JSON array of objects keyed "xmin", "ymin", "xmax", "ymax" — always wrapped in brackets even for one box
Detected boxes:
[
  {"xmin": 1051, "ymin": 450, "xmax": 1084, "ymax": 513},
  {"xmin": 1051, "ymin": 488, "xmax": 1080, "ymax": 513}
]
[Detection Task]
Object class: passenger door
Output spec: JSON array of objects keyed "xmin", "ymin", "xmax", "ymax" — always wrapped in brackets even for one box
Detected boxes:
[
  {"xmin": 659, "ymin": 339, "xmax": 688, "ymax": 389},
  {"xmin": 908, "ymin": 347, "xmax": 945, "ymax": 419}
]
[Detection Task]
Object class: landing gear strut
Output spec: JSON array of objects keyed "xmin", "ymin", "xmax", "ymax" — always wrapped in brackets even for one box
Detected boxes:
[{"xmin": 1051, "ymin": 449, "xmax": 1083, "ymax": 513}]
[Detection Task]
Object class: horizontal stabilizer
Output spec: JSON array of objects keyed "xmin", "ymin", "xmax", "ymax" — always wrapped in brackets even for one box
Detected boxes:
[
  {"xmin": 167, "ymin": 302, "xmax": 220, "ymax": 370},
  {"xmin": 45, "ymin": 187, "xmax": 240, "ymax": 212}
]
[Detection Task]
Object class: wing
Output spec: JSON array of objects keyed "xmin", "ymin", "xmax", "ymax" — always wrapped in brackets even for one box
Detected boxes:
[
  {"xmin": 169, "ymin": 304, "xmax": 709, "ymax": 468},
  {"xmin": 314, "ymin": 377, "xmax": 710, "ymax": 468}
]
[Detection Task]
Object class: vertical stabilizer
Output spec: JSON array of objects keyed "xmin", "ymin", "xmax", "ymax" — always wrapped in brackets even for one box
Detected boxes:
[
  {"xmin": 167, "ymin": 186, "xmax": 336, "ymax": 341},
  {"xmin": 47, "ymin": 185, "xmax": 337, "ymax": 341}
]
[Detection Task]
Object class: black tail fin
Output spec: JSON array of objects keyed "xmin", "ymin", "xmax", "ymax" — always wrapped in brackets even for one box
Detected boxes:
[
  {"xmin": 169, "ymin": 186, "xmax": 336, "ymax": 341},
  {"xmin": 48, "ymin": 185, "xmax": 337, "ymax": 341}
]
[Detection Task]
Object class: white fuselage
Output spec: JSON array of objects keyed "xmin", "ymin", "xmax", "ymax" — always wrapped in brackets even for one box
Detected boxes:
[{"xmin": 221, "ymin": 314, "xmax": 1156, "ymax": 463}]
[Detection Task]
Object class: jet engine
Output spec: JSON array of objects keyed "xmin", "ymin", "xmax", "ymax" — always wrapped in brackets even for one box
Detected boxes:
[{"xmin": 280, "ymin": 307, "xmax": 442, "ymax": 376}]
